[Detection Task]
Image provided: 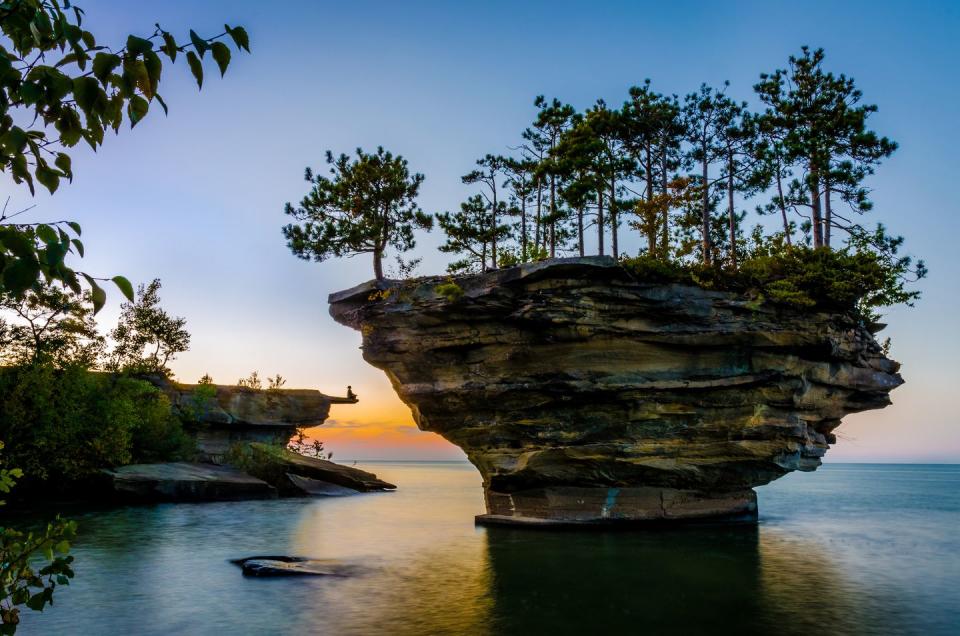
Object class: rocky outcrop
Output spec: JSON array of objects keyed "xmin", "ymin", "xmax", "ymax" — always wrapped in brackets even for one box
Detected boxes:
[
  {"xmin": 244, "ymin": 443, "xmax": 396, "ymax": 495},
  {"xmin": 329, "ymin": 256, "xmax": 903, "ymax": 525},
  {"xmin": 150, "ymin": 378, "xmax": 357, "ymax": 456},
  {"xmin": 104, "ymin": 462, "xmax": 277, "ymax": 502}
]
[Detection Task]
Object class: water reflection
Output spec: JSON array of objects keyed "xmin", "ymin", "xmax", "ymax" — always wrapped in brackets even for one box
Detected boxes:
[
  {"xmin": 483, "ymin": 525, "xmax": 912, "ymax": 635},
  {"xmin": 15, "ymin": 463, "xmax": 955, "ymax": 635}
]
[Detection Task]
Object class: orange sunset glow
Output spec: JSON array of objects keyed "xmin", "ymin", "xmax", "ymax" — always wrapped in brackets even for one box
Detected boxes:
[{"xmin": 311, "ymin": 377, "xmax": 467, "ymax": 461}]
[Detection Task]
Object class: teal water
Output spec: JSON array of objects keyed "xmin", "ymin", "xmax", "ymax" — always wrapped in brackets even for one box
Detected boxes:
[{"xmin": 17, "ymin": 463, "xmax": 960, "ymax": 635}]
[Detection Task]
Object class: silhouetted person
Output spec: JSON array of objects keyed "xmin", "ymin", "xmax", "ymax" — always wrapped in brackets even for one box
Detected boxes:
[{"xmin": 347, "ymin": 385, "xmax": 356, "ymax": 400}]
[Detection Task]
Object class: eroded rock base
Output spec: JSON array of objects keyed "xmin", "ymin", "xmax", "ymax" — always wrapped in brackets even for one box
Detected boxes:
[{"xmin": 477, "ymin": 486, "xmax": 758, "ymax": 526}]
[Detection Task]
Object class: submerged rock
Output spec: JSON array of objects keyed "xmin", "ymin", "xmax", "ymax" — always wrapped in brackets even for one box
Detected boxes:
[
  {"xmin": 328, "ymin": 256, "xmax": 903, "ymax": 525},
  {"xmin": 286, "ymin": 474, "xmax": 362, "ymax": 496},
  {"xmin": 231, "ymin": 556, "xmax": 354, "ymax": 577},
  {"xmin": 104, "ymin": 462, "xmax": 277, "ymax": 502}
]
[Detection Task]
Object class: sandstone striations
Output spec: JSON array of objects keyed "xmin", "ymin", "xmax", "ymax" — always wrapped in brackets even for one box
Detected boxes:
[
  {"xmin": 329, "ymin": 256, "xmax": 903, "ymax": 525},
  {"xmin": 150, "ymin": 378, "xmax": 356, "ymax": 456}
]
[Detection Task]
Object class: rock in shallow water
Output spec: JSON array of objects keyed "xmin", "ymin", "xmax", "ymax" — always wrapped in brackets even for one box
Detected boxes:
[
  {"xmin": 328, "ymin": 256, "xmax": 903, "ymax": 526},
  {"xmin": 104, "ymin": 462, "xmax": 277, "ymax": 502},
  {"xmin": 246, "ymin": 443, "xmax": 396, "ymax": 494},
  {"xmin": 231, "ymin": 556, "xmax": 354, "ymax": 577}
]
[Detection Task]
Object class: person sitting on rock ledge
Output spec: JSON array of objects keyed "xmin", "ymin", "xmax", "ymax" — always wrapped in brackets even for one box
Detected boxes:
[{"xmin": 346, "ymin": 385, "xmax": 357, "ymax": 401}]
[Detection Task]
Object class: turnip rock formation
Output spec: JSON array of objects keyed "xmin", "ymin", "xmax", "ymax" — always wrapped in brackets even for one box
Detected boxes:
[{"xmin": 329, "ymin": 257, "xmax": 903, "ymax": 526}]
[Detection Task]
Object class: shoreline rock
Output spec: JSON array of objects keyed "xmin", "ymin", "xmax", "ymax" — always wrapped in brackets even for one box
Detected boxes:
[{"xmin": 103, "ymin": 462, "xmax": 277, "ymax": 502}]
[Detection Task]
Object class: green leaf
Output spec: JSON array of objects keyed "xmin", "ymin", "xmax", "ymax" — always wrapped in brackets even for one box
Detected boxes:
[
  {"xmin": 1, "ymin": 127, "xmax": 27, "ymax": 154},
  {"xmin": 144, "ymin": 50, "xmax": 162, "ymax": 96},
  {"xmin": 55, "ymin": 153, "xmax": 72, "ymax": 178},
  {"xmin": 35, "ymin": 165, "xmax": 61, "ymax": 194},
  {"xmin": 210, "ymin": 41, "xmax": 230, "ymax": 77},
  {"xmin": 71, "ymin": 238, "xmax": 84, "ymax": 257},
  {"xmin": 112, "ymin": 275, "xmax": 134, "ymax": 301},
  {"xmin": 36, "ymin": 224, "xmax": 58, "ymax": 245},
  {"xmin": 186, "ymin": 51, "xmax": 203, "ymax": 89},
  {"xmin": 26, "ymin": 591, "xmax": 47, "ymax": 611},
  {"xmin": 126, "ymin": 34, "xmax": 153, "ymax": 55},
  {"xmin": 3, "ymin": 259, "xmax": 40, "ymax": 295},
  {"xmin": 189, "ymin": 29, "xmax": 208, "ymax": 58},
  {"xmin": 72, "ymin": 76, "xmax": 100, "ymax": 114},
  {"xmin": 19, "ymin": 81, "xmax": 42, "ymax": 105},
  {"xmin": 44, "ymin": 241, "xmax": 67, "ymax": 268},
  {"xmin": 154, "ymin": 93, "xmax": 168, "ymax": 115},
  {"xmin": 123, "ymin": 58, "xmax": 151, "ymax": 99},
  {"xmin": 225, "ymin": 25, "xmax": 250, "ymax": 52},
  {"xmin": 54, "ymin": 540, "xmax": 70, "ymax": 554},
  {"xmin": 67, "ymin": 221, "xmax": 82, "ymax": 236},
  {"xmin": 160, "ymin": 31, "xmax": 177, "ymax": 62},
  {"xmin": 92, "ymin": 52, "xmax": 121, "ymax": 85},
  {"xmin": 127, "ymin": 95, "xmax": 148, "ymax": 127},
  {"xmin": 82, "ymin": 274, "xmax": 107, "ymax": 314},
  {"xmin": 0, "ymin": 229, "xmax": 36, "ymax": 259}
]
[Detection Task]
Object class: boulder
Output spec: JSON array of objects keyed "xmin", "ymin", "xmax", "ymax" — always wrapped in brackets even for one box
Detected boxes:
[
  {"xmin": 104, "ymin": 462, "xmax": 277, "ymax": 502},
  {"xmin": 328, "ymin": 256, "xmax": 903, "ymax": 525}
]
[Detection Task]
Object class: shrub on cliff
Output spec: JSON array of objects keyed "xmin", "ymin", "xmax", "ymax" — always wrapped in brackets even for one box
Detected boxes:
[{"xmin": 622, "ymin": 238, "xmax": 921, "ymax": 321}]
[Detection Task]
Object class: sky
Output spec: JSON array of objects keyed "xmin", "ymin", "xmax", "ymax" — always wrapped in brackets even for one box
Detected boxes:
[{"xmin": 6, "ymin": 0, "xmax": 958, "ymax": 461}]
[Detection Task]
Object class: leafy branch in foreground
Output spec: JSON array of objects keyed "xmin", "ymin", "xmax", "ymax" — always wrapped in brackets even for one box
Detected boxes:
[
  {"xmin": 0, "ymin": 0, "xmax": 249, "ymax": 194},
  {"xmin": 0, "ymin": 441, "xmax": 76, "ymax": 635},
  {"xmin": 0, "ymin": 1, "xmax": 250, "ymax": 304}
]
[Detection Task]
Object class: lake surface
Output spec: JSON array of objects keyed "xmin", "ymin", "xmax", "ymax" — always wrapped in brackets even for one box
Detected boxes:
[{"xmin": 18, "ymin": 463, "xmax": 960, "ymax": 635}]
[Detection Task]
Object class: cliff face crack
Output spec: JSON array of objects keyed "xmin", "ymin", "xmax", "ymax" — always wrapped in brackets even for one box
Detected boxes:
[{"xmin": 328, "ymin": 257, "xmax": 903, "ymax": 525}]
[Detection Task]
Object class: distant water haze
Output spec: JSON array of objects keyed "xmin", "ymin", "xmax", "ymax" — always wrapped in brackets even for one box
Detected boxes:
[{"xmin": 11, "ymin": 0, "xmax": 958, "ymax": 462}]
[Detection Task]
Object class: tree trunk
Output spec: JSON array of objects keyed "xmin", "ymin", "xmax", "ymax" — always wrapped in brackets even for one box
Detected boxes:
[
  {"xmin": 727, "ymin": 156, "xmax": 737, "ymax": 270},
  {"xmin": 810, "ymin": 163, "xmax": 823, "ymax": 248},
  {"xmin": 549, "ymin": 173, "xmax": 557, "ymax": 257},
  {"xmin": 701, "ymin": 151, "xmax": 711, "ymax": 265},
  {"xmin": 373, "ymin": 249, "xmax": 384, "ymax": 280},
  {"xmin": 577, "ymin": 206, "xmax": 585, "ymax": 256},
  {"xmin": 775, "ymin": 157, "xmax": 791, "ymax": 246},
  {"xmin": 610, "ymin": 172, "xmax": 618, "ymax": 258},
  {"xmin": 491, "ymin": 185, "xmax": 498, "ymax": 269},
  {"xmin": 597, "ymin": 189, "xmax": 605, "ymax": 256},
  {"xmin": 645, "ymin": 143, "xmax": 654, "ymax": 255},
  {"xmin": 534, "ymin": 177, "xmax": 542, "ymax": 252},
  {"xmin": 521, "ymin": 197, "xmax": 528, "ymax": 261},
  {"xmin": 824, "ymin": 169, "xmax": 832, "ymax": 248},
  {"xmin": 660, "ymin": 145, "xmax": 669, "ymax": 260}
]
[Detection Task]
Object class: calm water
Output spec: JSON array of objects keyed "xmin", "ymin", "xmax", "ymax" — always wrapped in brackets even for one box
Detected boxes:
[{"xmin": 18, "ymin": 463, "xmax": 960, "ymax": 635}]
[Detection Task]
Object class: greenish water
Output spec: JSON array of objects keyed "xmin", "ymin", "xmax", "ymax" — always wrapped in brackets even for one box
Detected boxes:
[{"xmin": 17, "ymin": 463, "xmax": 960, "ymax": 635}]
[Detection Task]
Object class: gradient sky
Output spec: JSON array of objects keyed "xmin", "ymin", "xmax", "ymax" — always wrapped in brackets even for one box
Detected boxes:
[{"xmin": 8, "ymin": 0, "xmax": 958, "ymax": 461}]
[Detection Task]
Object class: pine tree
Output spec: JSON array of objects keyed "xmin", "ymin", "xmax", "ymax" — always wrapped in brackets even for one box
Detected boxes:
[
  {"xmin": 437, "ymin": 195, "xmax": 510, "ymax": 273},
  {"xmin": 754, "ymin": 47, "xmax": 896, "ymax": 249},
  {"xmin": 462, "ymin": 155, "xmax": 511, "ymax": 269},
  {"xmin": 681, "ymin": 83, "xmax": 732, "ymax": 265},
  {"xmin": 529, "ymin": 97, "xmax": 576, "ymax": 256},
  {"xmin": 282, "ymin": 147, "xmax": 432, "ymax": 280}
]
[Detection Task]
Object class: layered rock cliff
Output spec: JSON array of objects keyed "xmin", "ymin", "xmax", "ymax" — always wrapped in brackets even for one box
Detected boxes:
[
  {"xmin": 150, "ymin": 378, "xmax": 357, "ymax": 456},
  {"xmin": 329, "ymin": 256, "xmax": 903, "ymax": 525}
]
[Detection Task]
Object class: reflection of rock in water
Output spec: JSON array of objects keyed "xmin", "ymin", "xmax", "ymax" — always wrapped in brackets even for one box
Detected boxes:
[{"xmin": 483, "ymin": 526, "xmax": 910, "ymax": 635}]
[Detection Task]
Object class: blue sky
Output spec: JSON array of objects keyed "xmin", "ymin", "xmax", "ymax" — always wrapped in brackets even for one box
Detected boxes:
[{"xmin": 9, "ymin": 0, "xmax": 959, "ymax": 460}]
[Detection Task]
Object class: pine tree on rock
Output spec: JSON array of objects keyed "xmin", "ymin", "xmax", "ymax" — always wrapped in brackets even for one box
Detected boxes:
[{"xmin": 282, "ymin": 147, "xmax": 432, "ymax": 280}]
